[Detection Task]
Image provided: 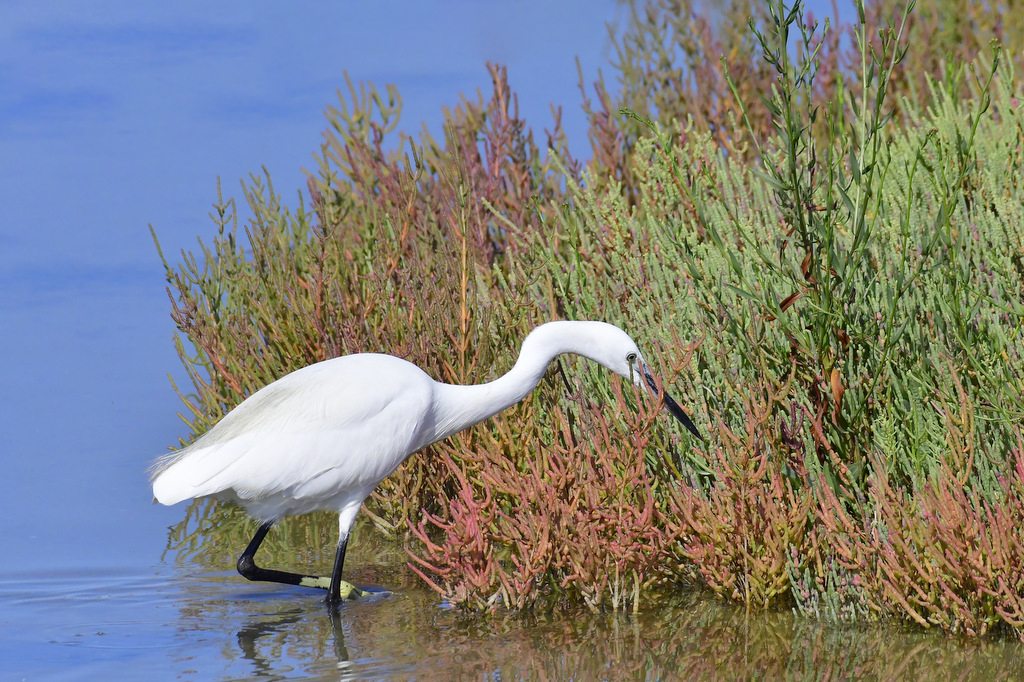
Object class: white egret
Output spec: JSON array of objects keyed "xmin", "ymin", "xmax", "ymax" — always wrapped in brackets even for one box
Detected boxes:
[{"xmin": 151, "ymin": 320, "xmax": 701, "ymax": 603}]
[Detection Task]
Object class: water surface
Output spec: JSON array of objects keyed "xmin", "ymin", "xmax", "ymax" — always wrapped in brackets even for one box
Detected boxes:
[{"xmin": 5, "ymin": 525, "xmax": 1023, "ymax": 681}]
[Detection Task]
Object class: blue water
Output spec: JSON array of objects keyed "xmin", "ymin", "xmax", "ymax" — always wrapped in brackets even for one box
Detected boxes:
[
  {"xmin": 0, "ymin": 278, "xmax": 184, "ymax": 576},
  {"xmin": 0, "ymin": 564, "xmax": 424, "ymax": 680},
  {"xmin": 5, "ymin": 554, "xmax": 1024, "ymax": 680}
]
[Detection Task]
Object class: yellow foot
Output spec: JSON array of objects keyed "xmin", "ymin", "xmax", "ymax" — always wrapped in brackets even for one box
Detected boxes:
[
  {"xmin": 338, "ymin": 580, "xmax": 364, "ymax": 599},
  {"xmin": 298, "ymin": 576, "xmax": 364, "ymax": 599}
]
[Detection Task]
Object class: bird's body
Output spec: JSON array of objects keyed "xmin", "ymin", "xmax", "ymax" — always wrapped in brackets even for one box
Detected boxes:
[
  {"xmin": 153, "ymin": 354, "xmax": 438, "ymax": 522},
  {"xmin": 151, "ymin": 321, "xmax": 702, "ymax": 602}
]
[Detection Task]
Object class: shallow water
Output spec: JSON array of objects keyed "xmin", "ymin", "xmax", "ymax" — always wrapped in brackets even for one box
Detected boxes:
[{"xmin": 5, "ymin": 537, "xmax": 1024, "ymax": 681}]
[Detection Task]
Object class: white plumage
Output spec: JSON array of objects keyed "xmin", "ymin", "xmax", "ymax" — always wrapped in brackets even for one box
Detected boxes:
[
  {"xmin": 153, "ymin": 354, "xmax": 435, "ymax": 519},
  {"xmin": 151, "ymin": 320, "xmax": 701, "ymax": 602}
]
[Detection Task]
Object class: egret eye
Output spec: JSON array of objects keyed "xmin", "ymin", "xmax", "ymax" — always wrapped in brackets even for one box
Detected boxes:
[{"xmin": 626, "ymin": 352, "xmax": 637, "ymax": 364}]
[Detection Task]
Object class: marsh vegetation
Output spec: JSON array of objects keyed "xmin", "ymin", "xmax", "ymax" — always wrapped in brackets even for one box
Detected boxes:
[{"xmin": 156, "ymin": 0, "xmax": 1024, "ymax": 642}]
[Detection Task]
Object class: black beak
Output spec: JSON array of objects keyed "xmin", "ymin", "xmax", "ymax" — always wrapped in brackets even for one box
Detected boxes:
[{"xmin": 644, "ymin": 366, "xmax": 703, "ymax": 441}]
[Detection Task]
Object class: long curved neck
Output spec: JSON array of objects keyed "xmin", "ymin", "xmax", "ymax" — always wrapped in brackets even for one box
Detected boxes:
[{"xmin": 427, "ymin": 322, "xmax": 606, "ymax": 444}]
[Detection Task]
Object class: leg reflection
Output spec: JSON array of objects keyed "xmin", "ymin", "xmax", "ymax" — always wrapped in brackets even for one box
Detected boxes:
[
  {"xmin": 328, "ymin": 601, "xmax": 351, "ymax": 666},
  {"xmin": 235, "ymin": 611, "xmax": 304, "ymax": 676}
]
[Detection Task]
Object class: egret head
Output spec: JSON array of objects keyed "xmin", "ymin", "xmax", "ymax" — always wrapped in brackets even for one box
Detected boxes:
[
  {"xmin": 591, "ymin": 326, "xmax": 646, "ymax": 386},
  {"xmin": 574, "ymin": 322, "xmax": 703, "ymax": 441}
]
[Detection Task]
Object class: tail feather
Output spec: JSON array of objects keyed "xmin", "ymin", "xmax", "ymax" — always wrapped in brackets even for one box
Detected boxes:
[{"xmin": 150, "ymin": 442, "xmax": 240, "ymax": 506}]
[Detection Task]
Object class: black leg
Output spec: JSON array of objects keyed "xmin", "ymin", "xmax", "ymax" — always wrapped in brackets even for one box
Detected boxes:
[
  {"xmin": 236, "ymin": 521, "xmax": 333, "ymax": 592},
  {"xmin": 326, "ymin": 536, "xmax": 349, "ymax": 604}
]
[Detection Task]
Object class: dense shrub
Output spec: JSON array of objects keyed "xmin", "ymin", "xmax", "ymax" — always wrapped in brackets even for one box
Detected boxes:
[{"xmin": 156, "ymin": 0, "xmax": 1024, "ymax": 638}]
